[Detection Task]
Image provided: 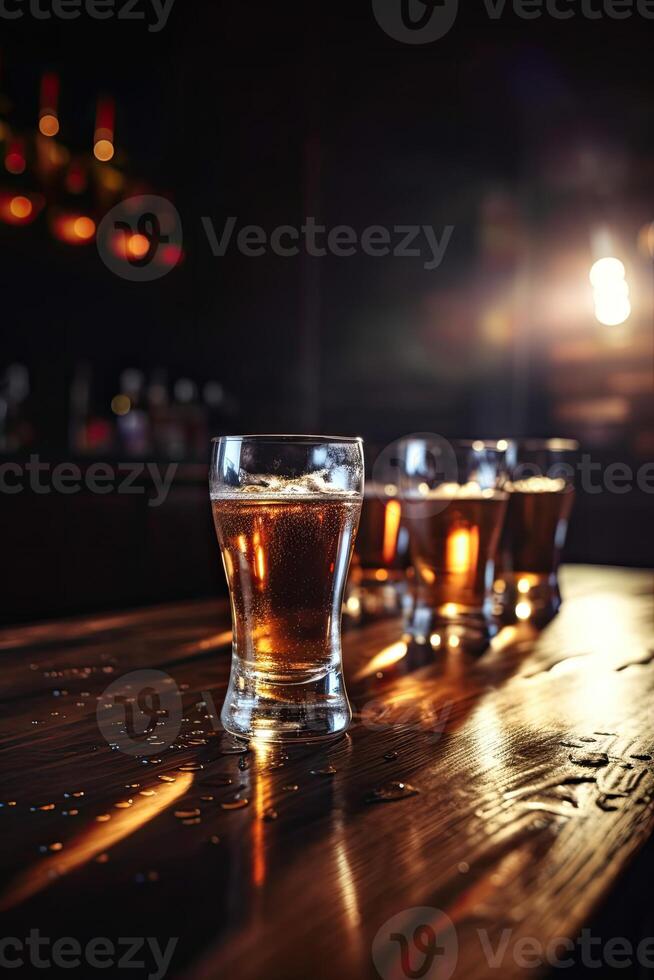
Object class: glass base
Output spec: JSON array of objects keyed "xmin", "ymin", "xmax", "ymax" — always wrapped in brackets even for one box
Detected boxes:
[
  {"xmin": 405, "ymin": 601, "xmax": 498, "ymax": 655},
  {"xmin": 493, "ymin": 572, "xmax": 561, "ymax": 626},
  {"xmin": 220, "ymin": 656, "xmax": 352, "ymax": 743}
]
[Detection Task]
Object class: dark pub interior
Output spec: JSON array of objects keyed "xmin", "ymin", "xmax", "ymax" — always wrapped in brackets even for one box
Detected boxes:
[{"xmin": 1, "ymin": 2, "xmax": 653, "ymax": 979}]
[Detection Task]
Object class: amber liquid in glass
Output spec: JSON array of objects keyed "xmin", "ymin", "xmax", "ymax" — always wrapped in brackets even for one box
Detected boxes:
[
  {"xmin": 212, "ymin": 494, "xmax": 361, "ymax": 684},
  {"xmin": 500, "ymin": 488, "xmax": 574, "ymax": 576},
  {"xmin": 354, "ymin": 489, "xmax": 408, "ymax": 574},
  {"xmin": 409, "ymin": 495, "xmax": 508, "ymax": 613}
]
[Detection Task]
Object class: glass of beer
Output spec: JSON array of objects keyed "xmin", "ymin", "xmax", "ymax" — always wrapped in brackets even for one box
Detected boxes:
[
  {"xmin": 399, "ymin": 437, "xmax": 509, "ymax": 653},
  {"xmin": 210, "ymin": 435, "xmax": 364, "ymax": 742},
  {"xmin": 495, "ymin": 439, "xmax": 578, "ymax": 625}
]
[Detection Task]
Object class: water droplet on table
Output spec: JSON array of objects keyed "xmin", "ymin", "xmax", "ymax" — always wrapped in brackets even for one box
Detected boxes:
[
  {"xmin": 220, "ymin": 797, "xmax": 249, "ymax": 811},
  {"xmin": 310, "ymin": 766, "xmax": 336, "ymax": 777},
  {"xmin": 365, "ymin": 781, "xmax": 420, "ymax": 804},
  {"xmin": 568, "ymin": 751, "xmax": 609, "ymax": 767}
]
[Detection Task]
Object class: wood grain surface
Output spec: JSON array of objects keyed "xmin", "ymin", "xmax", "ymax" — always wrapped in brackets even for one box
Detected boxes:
[{"xmin": 0, "ymin": 565, "xmax": 653, "ymax": 979}]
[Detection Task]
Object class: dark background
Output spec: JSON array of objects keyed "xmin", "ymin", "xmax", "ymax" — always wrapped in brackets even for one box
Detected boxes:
[{"xmin": 1, "ymin": 0, "xmax": 653, "ymax": 622}]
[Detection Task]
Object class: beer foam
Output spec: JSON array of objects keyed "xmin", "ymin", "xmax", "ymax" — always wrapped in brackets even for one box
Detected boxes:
[
  {"xmin": 404, "ymin": 481, "xmax": 508, "ymax": 501},
  {"xmin": 506, "ymin": 476, "xmax": 568, "ymax": 493},
  {"xmin": 211, "ymin": 471, "xmax": 360, "ymax": 500}
]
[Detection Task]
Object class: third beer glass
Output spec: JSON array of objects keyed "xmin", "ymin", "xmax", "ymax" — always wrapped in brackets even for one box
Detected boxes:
[
  {"xmin": 495, "ymin": 439, "xmax": 578, "ymax": 624},
  {"xmin": 399, "ymin": 437, "xmax": 509, "ymax": 652},
  {"xmin": 211, "ymin": 435, "xmax": 363, "ymax": 742}
]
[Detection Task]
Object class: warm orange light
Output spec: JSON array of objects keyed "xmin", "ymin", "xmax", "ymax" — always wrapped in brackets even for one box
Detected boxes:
[
  {"xmin": 127, "ymin": 233, "xmax": 149, "ymax": 259},
  {"xmin": 94, "ymin": 139, "xmax": 114, "ymax": 162},
  {"xmin": 446, "ymin": 525, "xmax": 479, "ymax": 574},
  {"xmin": 382, "ymin": 499, "xmax": 402, "ymax": 567},
  {"xmin": 10, "ymin": 196, "xmax": 32, "ymax": 219},
  {"xmin": 39, "ymin": 113, "xmax": 59, "ymax": 137},
  {"xmin": 52, "ymin": 213, "xmax": 96, "ymax": 245},
  {"xmin": 355, "ymin": 641, "xmax": 408, "ymax": 680},
  {"xmin": 0, "ymin": 774, "xmax": 193, "ymax": 912},
  {"xmin": 255, "ymin": 546, "xmax": 266, "ymax": 582},
  {"xmin": 74, "ymin": 216, "xmax": 95, "ymax": 240},
  {"xmin": 515, "ymin": 600, "xmax": 532, "ymax": 621}
]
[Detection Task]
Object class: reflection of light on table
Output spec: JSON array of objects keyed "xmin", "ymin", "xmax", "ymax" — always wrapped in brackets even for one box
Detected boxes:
[
  {"xmin": 354, "ymin": 640, "xmax": 407, "ymax": 679},
  {"xmin": 0, "ymin": 774, "xmax": 193, "ymax": 911}
]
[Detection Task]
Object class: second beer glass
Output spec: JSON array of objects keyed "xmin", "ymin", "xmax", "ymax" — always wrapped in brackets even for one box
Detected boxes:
[{"xmin": 399, "ymin": 438, "xmax": 509, "ymax": 652}]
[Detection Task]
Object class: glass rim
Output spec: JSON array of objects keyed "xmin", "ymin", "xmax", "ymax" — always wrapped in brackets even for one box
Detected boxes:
[
  {"xmin": 400, "ymin": 437, "xmax": 510, "ymax": 452},
  {"xmin": 211, "ymin": 434, "xmax": 363, "ymax": 446},
  {"xmin": 517, "ymin": 438, "xmax": 580, "ymax": 452}
]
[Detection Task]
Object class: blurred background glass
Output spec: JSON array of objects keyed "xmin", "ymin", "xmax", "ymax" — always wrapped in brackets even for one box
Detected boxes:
[
  {"xmin": 495, "ymin": 438, "xmax": 579, "ymax": 624},
  {"xmin": 399, "ymin": 438, "xmax": 509, "ymax": 653}
]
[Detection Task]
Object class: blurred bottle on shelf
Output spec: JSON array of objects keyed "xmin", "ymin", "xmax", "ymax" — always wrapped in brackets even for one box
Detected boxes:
[
  {"xmin": 172, "ymin": 377, "xmax": 207, "ymax": 460},
  {"xmin": 0, "ymin": 363, "xmax": 35, "ymax": 451},
  {"xmin": 69, "ymin": 361, "xmax": 114, "ymax": 454},
  {"xmin": 114, "ymin": 368, "xmax": 151, "ymax": 456}
]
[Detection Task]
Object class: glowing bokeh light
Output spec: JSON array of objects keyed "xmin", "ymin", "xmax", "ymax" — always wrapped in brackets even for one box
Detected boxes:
[
  {"xmin": 589, "ymin": 257, "xmax": 625, "ymax": 287},
  {"xmin": 515, "ymin": 601, "xmax": 532, "ymax": 621},
  {"xmin": 111, "ymin": 394, "xmax": 131, "ymax": 416},
  {"xmin": 94, "ymin": 139, "xmax": 114, "ymax": 162},
  {"xmin": 73, "ymin": 216, "xmax": 95, "ymax": 240},
  {"xmin": 10, "ymin": 196, "xmax": 32, "ymax": 219},
  {"xmin": 590, "ymin": 256, "xmax": 631, "ymax": 327},
  {"xmin": 39, "ymin": 113, "xmax": 59, "ymax": 137},
  {"xmin": 127, "ymin": 233, "xmax": 149, "ymax": 259}
]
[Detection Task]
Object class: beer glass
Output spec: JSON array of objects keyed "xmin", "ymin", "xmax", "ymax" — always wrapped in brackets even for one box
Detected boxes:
[
  {"xmin": 399, "ymin": 437, "xmax": 509, "ymax": 653},
  {"xmin": 210, "ymin": 435, "xmax": 364, "ymax": 742},
  {"xmin": 495, "ymin": 439, "xmax": 578, "ymax": 624}
]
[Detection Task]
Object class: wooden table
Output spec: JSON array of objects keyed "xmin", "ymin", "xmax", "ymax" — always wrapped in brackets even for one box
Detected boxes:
[{"xmin": 1, "ymin": 566, "xmax": 653, "ymax": 979}]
